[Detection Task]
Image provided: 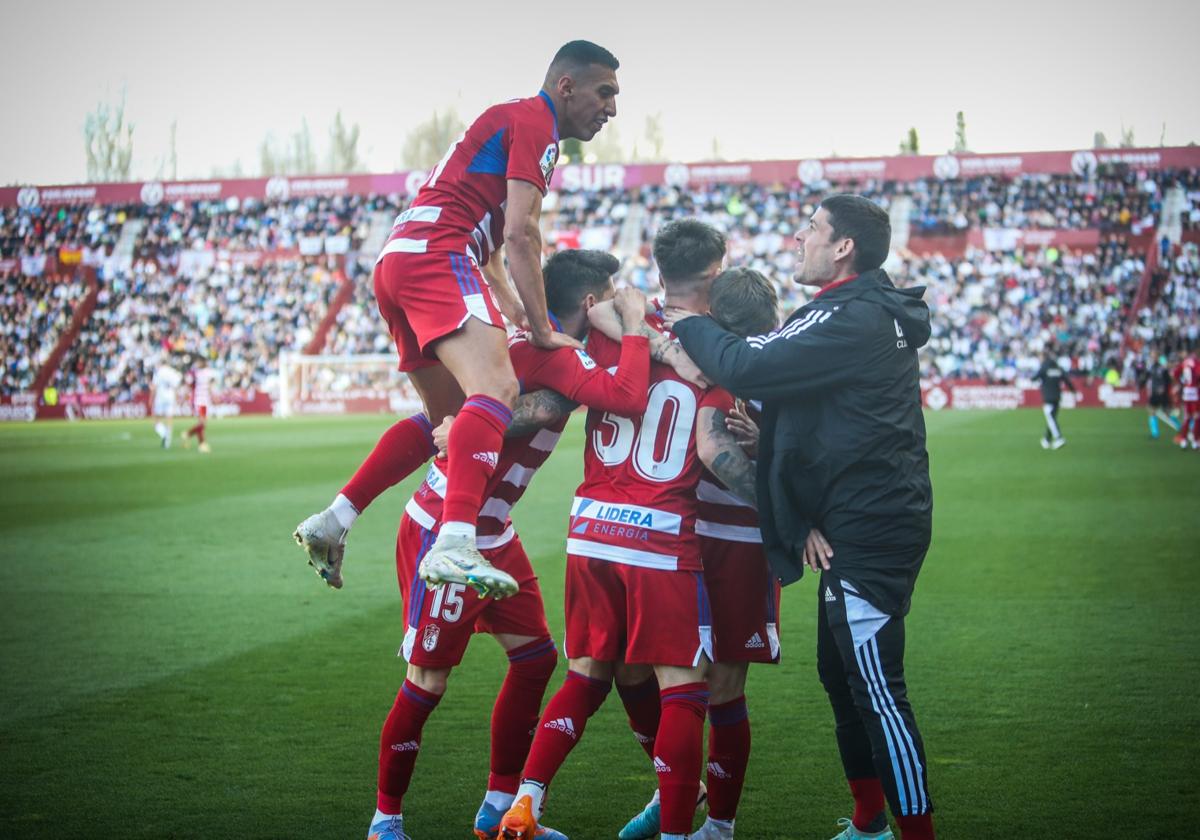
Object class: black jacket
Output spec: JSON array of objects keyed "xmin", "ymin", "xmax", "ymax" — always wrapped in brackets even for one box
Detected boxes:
[
  {"xmin": 673, "ymin": 270, "xmax": 933, "ymax": 615},
  {"xmin": 1032, "ymin": 359, "xmax": 1076, "ymax": 403}
]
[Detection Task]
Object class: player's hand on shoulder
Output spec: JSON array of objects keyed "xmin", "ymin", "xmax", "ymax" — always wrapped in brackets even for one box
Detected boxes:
[
  {"xmin": 529, "ymin": 327, "xmax": 584, "ymax": 352},
  {"xmin": 662, "ymin": 305, "xmax": 703, "ymax": 329},
  {"xmin": 613, "ymin": 287, "xmax": 648, "ymax": 329},
  {"xmin": 727, "ymin": 398, "xmax": 759, "ymax": 458}
]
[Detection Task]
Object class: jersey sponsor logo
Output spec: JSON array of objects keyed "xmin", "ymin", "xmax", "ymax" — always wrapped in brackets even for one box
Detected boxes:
[
  {"xmin": 422, "ymin": 624, "xmax": 440, "ymax": 652},
  {"xmin": 472, "ymin": 451, "xmax": 500, "ymax": 469},
  {"xmin": 824, "ymin": 586, "xmax": 837, "ymax": 603},
  {"xmin": 390, "ymin": 740, "xmax": 420, "ymax": 752},
  {"xmin": 745, "ymin": 632, "xmax": 766, "ymax": 649},
  {"xmin": 544, "ymin": 717, "xmax": 577, "ymax": 739},
  {"xmin": 570, "ymin": 497, "xmax": 682, "ymax": 535},
  {"xmin": 707, "ymin": 761, "xmax": 732, "ymax": 780},
  {"xmin": 539, "ymin": 143, "xmax": 559, "ymax": 186},
  {"xmin": 575, "ymin": 349, "xmax": 597, "ymax": 370},
  {"xmin": 653, "ymin": 756, "xmax": 672, "ymax": 774}
]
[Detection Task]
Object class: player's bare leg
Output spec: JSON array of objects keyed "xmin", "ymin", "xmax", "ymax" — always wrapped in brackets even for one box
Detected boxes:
[
  {"xmin": 418, "ymin": 320, "xmax": 521, "ymax": 598},
  {"xmin": 501, "ymin": 657, "xmax": 614, "ymax": 838}
]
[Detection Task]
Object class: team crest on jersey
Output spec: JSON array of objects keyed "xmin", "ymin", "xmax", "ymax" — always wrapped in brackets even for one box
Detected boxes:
[
  {"xmin": 422, "ymin": 624, "xmax": 440, "ymax": 652},
  {"xmin": 540, "ymin": 143, "xmax": 559, "ymax": 186},
  {"xmin": 575, "ymin": 349, "xmax": 596, "ymax": 370}
]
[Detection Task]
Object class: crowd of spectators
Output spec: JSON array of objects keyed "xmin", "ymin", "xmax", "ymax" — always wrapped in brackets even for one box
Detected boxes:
[{"xmin": 3, "ymin": 163, "xmax": 1198, "ymax": 400}]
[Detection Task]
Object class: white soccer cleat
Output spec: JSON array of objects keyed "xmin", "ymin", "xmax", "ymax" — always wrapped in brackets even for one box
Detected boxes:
[
  {"xmin": 691, "ymin": 817, "xmax": 735, "ymax": 840},
  {"xmin": 293, "ymin": 509, "xmax": 346, "ymax": 589},
  {"xmin": 1051, "ymin": 437, "xmax": 1066, "ymax": 450},
  {"xmin": 1039, "ymin": 438, "xmax": 1050, "ymax": 449},
  {"xmin": 419, "ymin": 532, "xmax": 518, "ymax": 598}
]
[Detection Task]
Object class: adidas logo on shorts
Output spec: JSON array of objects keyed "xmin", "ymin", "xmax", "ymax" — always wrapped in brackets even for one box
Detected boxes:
[
  {"xmin": 390, "ymin": 740, "xmax": 420, "ymax": 752},
  {"xmin": 745, "ymin": 632, "xmax": 765, "ymax": 649},
  {"xmin": 653, "ymin": 756, "xmax": 672, "ymax": 774},
  {"xmin": 707, "ymin": 761, "xmax": 732, "ymax": 780},
  {"xmin": 472, "ymin": 451, "xmax": 499, "ymax": 468},
  {"xmin": 544, "ymin": 717, "xmax": 577, "ymax": 739},
  {"xmin": 825, "ymin": 586, "xmax": 837, "ymax": 603}
]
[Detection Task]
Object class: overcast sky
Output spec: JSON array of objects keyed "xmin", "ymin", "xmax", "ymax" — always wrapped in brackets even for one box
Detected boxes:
[{"xmin": 2, "ymin": 0, "xmax": 1198, "ymax": 185}]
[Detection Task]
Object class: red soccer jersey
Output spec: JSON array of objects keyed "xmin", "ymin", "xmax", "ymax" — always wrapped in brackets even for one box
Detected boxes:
[
  {"xmin": 569, "ymin": 316, "xmax": 734, "ymax": 572},
  {"xmin": 1175, "ymin": 357, "xmax": 1199, "ymax": 403},
  {"xmin": 405, "ymin": 331, "xmax": 650, "ymax": 546},
  {"xmin": 379, "ymin": 93, "xmax": 559, "ymax": 266},
  {"xmin": 190, "ymin": 367, "xmax": 214, "ymax": 410}
]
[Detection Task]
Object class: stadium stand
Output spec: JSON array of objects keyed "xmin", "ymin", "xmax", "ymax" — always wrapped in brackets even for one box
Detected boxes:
[{"xmin": 2, "ymin": 156, "xmax": 1198, "ymax": 405}]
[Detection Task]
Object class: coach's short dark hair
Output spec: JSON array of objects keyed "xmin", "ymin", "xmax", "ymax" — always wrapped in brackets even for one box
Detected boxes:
[
  {"xmin": 549, "ymin": 40, "xmax": 620, "ymax": 75},
  {"xmin": 543, "ymin": 249, "xmax": 619, "ymax": 318},
  {"xmin": 652, "ymin": 219, "xmax": 726, "ymax": 287},
  {"xmin": 821, "ymin": 194, "xmax": 891, "ymax": 273},
  {"xmin": 709, "ymin": 268, "xmax": 779, "ymax": 337}
]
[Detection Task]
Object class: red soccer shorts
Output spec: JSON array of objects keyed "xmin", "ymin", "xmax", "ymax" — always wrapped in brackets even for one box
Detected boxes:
[
  {"xmin": 563, "ymin": 554, "xmax": 713, "ymax": 668},
  {"xmin": 396, "ymin": 515, "xmax": 550, "ymax": 668},
  {"xmin": 701, "ymin": 537, "xmax": 781, "ymax": 664},
  {"xmin": 195, "ymin": 405, "xmax": 208, "ymax": 420},
  {"xmin": 373, "ymin": 249, "xmax": 504, "ymax": 372}
]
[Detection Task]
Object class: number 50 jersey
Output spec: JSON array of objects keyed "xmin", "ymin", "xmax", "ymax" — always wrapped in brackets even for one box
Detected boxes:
[{"xmin": 569, "ymin": 315, "xmax": 734, "ymax": 573}]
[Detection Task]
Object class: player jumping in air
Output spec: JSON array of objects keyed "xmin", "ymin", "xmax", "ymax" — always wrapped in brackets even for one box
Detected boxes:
[
  {"xmin": 367, "ymin": 251, "xmax": 651, "ymax": 840},
  {"xmin": 295, "ymin": 40, "xmax": 620, "ymax": 597}
]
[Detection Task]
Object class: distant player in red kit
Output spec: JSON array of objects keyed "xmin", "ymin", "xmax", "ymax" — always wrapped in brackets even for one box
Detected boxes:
[
  {"xmin": 367, "ymin": 251, "xmax": 651, "ymax": 840},
  {"xmin": 182, "ymin": 354, "xmax": 214, "ymax": 454},
  {"xmin": 1174, "ymin": 353, "xmax": 1199, "ymax": 449},
  {"xmin": 294, "ymin": 39, "xmax": 621, "ymax": 597}
]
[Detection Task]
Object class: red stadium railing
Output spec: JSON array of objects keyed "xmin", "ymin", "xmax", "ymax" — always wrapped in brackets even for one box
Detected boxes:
[{"xmin": 31, "ymin": 267, "xmax": 99, "ymax": 394}]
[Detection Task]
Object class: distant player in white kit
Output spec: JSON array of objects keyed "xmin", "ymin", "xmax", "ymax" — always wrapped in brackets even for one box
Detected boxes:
[
  {"xmin": 151, "ymin": 360, "xmax": 183, "ymax": 448},
  {"xmin": 182, "ymin": 355, "xmax": 214, "ymax": 454}
]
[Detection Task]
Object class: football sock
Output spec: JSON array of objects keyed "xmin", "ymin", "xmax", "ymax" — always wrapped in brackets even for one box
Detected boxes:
[
  {"xmin": 706, "ymin": 695, "xmax": 750, "ymax": 821},
  {"xmin": 488, "ymin": 638, "xmax": 559, "ymax": 794},
  {"xmin": 656, "ymin": 683, "xmax": 709, "ymax": 835},
  {"xmin": 195, "ymin": 422, "xmax": 205, "ymax": 444},
  {"xmin": 520, "ymin": 670, "xmax": 611, "ymax": 788},
  {"xmin": 442, "ymin": 396, "xmax": 511, "ymax": 526},
  {"xmin": 484, "ymin": 789, "xmax": 515, "ymax": 811},
  {"xmin": 848, "ymin": 776, "xmax": 887, "ymax": 831},
  {"xmin": 372, "ymin": 808, "xmax": 400, "ymax": 824},
  {"xmin": 1149, "ymin": 414, "xmax": 1159, "ymax": 437},
  {"xmin": 616, "ymin": 675, "xmax": 661, "ymax": 759},
  {"xmin": 341, "ymin": 413, "xmax": 435, "ymax": 513},
  {"xmin": 376, "ymin": 679, "xmax": 442, "ymax": 814},
  {"xmin": 330, "ymin": 493, "xmax": 359, "ymax": 530},
  {"xmin": 896, "ymin": 813, "xmax": 935, "ymax": 839}
]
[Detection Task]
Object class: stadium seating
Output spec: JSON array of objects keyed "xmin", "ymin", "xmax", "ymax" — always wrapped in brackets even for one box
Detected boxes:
[{"xmin": 3, "ymin": 165, "xmax": 1197, "ymax": 398}]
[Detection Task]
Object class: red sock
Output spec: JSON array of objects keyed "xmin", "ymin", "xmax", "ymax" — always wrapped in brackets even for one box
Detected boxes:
[
  {"xmin": 521, "ymin": 670, "xmax": 610, "ymax": 784},
  {"xmin": 706, "ymin": 695, "xmax": 750, "ymax": 821},
  {"xmin": 376, "ymin": 679, "xmax": 442, "ymax": 813},
  {"xmin": 442, "ymin": 396, "xmax": 511, "ymax": 526},
  {"xmin": 896, "ymin": 813, "xmax": 935, "ymax": 839},
  {"xmin": 341, "ymin": 414, "xmax": 435, "ymax": 512},
  {"xmin": 848, "ymin": 777, "xmax": 886, "ymax": 831},
  {"xmin": 487, "ymin": 638, "xmax": 558, "ymax": 793},
  {"xmin": 655, "ymin": 683, "xmax": 708, "ymax": 834},
  {"xmin": 616, "ymin": 676, "xmax": 661, "ymax": 760}
]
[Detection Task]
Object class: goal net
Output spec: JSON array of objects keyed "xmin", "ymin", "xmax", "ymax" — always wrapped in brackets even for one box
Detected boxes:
[{"xmin": 277, "ymin": 352, "xmax": 422, "ymax": 417}]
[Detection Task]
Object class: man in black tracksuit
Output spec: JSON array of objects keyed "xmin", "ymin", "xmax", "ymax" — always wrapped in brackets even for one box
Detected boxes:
[
  {"xmin": 669, "ymin": 195, "xmax": 935, "ymax": 840},
  {"xmin": 1032, "ymin": 351, "xmax": 1077, "ymax": 449}
]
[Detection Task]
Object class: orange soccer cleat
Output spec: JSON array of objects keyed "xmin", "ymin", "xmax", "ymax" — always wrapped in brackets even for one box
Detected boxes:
[{"xmin": 498, "ymin": 793, "xmax": 541, "ymax": 839}]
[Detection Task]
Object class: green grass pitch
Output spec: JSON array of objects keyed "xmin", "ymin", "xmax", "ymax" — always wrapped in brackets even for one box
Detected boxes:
[{"xmin": 1, "ymin": 410, "xmax": 1197, "ymax": 839}]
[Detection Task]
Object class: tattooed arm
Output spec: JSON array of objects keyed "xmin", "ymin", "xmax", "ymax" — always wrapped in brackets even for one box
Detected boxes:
[
  {"xmin": 696, "ymin": 405, "xmax": 757, "ymax": 507},
  {"xmin": 505, "ymin": 389, "xmax": 578, "ymax": 438},
  {"xmin": 587, "ymin": 299, "xmax": 711, "ymax": 388}
]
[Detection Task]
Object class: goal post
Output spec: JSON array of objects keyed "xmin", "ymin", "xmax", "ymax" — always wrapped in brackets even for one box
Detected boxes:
[{"xmin": 277, "ymin": 351, "xmax": 423, "ymax": 417}]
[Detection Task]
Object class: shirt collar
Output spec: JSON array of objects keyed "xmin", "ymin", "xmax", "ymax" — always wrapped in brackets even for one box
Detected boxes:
[{"xmin": 812, "ymin": 273, "xmax": 859, "ymax": 299}]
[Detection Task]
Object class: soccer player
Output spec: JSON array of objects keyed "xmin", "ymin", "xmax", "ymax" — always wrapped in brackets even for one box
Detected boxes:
[
  {"xmin": 1141, "ymin": 354, "xmax": 1179, "ymax": 440},
  {"xmin": 181, "ymin": 354, "xmax": 214, "ymax": 454},
  {"xmin": 595, "ymin": 269, "xmax": 782, "ymax": 840},
  {"xmin": 150, "ymin": 359, "xmax": 182, "ymax": 448},
  {"xmin": 498, "ymin": 221, "xmax": 759, "ymax": 840},
  {"xmin": 1033, "ymin": 349, "xmax": 1077, "ymax": 449},
  {"xmin": 295, "ymin": 39, "xmax": 621, "ymax": 599},
  {"xmin": 1173, "ymin": 352, "xmax": 1199, "ymax": 449},
  {"xmin": 368, "ymin": 250, "xmax": 652, "ymax": 840}
]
